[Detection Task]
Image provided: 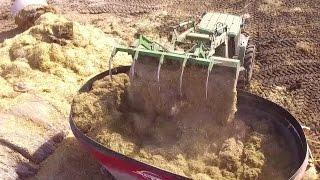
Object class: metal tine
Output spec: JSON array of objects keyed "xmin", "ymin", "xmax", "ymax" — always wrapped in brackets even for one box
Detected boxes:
[
  {"xmin": 179, "ymin": 55, "xmax": 189, "ymax": 96},
  {"xmin": 205, "ymin": 60, "xmax": 215, "ymax": 99},
  {"xmin": 109, "ymin": 48, "xmax": 117, "ymax": 80},
  {"xmin": 131, "ymin": 50, "xmax": 140, "ymax": 79},
  {"xmin": 157, "ymin": 54, "xmax": 165, "ymax": 91}
]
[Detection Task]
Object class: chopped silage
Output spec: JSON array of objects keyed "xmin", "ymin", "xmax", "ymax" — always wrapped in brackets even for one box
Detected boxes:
[
  {"xmin": 0, "ymin": 11, "xmax": 131, "ymax": 178},
  {"xmin": 0, "ymin": 12, "xmax": 131, "ymax": 114},
  {"xmin": 72, "ymin": 71, "xmax": 297, "ymax": 179}
]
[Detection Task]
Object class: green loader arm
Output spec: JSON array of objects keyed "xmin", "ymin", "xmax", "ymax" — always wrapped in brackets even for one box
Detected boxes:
[{"xmin": 112, "ymin": 35, "xmax": 240, "ymax": 68}]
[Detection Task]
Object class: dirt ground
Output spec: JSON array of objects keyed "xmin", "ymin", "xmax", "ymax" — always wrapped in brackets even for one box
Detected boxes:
[{"xmin": 0, "ymin": 0, "xmax": 319, "ymax": 179}]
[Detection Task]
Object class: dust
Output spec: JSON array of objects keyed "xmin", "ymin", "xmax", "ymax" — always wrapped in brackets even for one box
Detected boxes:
[
  {"xmin": 128, "ymin": 60, "xmax": 237, "ymax": 125},
  {"xmin": 73, "ymin": 66, "xmax": 298, "ymax": 179}
]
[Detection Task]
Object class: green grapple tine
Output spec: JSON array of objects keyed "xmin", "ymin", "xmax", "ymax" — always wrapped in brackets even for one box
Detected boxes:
[
  {"xmin": 115, "ymin": 46, "xmax": 240, "ymax": 69},
  {"xmin": 205, "ymin": 60, "xmax": 215, "ymax": 99},
  {"xmin": 157, "ymin": 54, "xmax": 165, "ymax": 83},
  {"xmin": 179, "ymin": 55, "xmax": 189, "ymax": 96},
  {"xmin": 131, "ymin": 50, "xmax": 140, "ymax": 78},
  {"xmin": 208, "ymin": 60, "xmax": 215, "ymax": 73},
  {"xmin": 109, "ymin": 47, "xmax": 117, "ymax": 79}
]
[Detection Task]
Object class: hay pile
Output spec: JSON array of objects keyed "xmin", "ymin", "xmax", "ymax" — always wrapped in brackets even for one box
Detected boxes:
[
  {"xmin": 0, "ymin": 12, "xmax": 131, "ymax": 115},
  {"xmin": 0, "ymin": 11, "xmax": 131, "ymax": 178},
  {"xmin": 73, "ymin": 70, "xmax": 297, "ymax": 179}
]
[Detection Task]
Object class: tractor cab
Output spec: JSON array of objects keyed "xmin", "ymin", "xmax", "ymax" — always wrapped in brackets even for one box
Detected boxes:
[
  {"xmin": 171, "ymin": 12, "xmax": 248, "ymax": 61},
  {"xmin": 198, "ymin": 12, "xmax": 243, "ymax": 37},
  {"xmin": 198, "ymin": 12, "xmax": 247, "ymax": 60}
]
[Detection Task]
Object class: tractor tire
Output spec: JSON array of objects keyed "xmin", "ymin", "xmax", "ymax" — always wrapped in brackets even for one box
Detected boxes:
[{"xmin": 244, "ymin": 41, "xmax": 256, "ymax": 84}]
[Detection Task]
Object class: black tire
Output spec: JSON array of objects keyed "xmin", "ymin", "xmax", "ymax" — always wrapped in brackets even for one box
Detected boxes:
[{"xmin": 244, "ymin": 41, "xmax": 256, "ymax": 84}]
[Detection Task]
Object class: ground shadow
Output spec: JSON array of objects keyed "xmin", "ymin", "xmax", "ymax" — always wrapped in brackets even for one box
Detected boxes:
[{"xmin": 0, "ymin": 27, "xmax": 22, "ymax": 42}]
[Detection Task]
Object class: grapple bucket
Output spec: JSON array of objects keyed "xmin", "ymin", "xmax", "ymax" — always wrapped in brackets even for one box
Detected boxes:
[
  {"xmin": 108, "ymin": 35, "xmax": 242, "ymax": 97},
  {"xmin": 108, "ymin": 36, "xmax": 242, "ymax": 124}
]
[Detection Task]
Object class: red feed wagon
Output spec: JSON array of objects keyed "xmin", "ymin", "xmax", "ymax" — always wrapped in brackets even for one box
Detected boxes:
[{"xmin": 70, "ymin": 66, "xmax": 309, "ymax": 180}]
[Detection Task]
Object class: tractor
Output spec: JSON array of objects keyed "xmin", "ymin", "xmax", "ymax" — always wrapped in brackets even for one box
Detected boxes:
[{"xmin": 109, "ymin": 12, "xmax": 255, "ymax": 87}]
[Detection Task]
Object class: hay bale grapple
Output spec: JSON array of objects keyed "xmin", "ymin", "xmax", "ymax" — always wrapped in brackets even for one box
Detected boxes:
[{"xmin": 109, "ymin": 12, "xmax": 256, "ymax": 88}]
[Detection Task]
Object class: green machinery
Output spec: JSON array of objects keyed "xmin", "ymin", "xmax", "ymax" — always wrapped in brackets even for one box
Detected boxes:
[{"xmin": 109, "ymin": 12, "xmax": 255, "ymax": 87}]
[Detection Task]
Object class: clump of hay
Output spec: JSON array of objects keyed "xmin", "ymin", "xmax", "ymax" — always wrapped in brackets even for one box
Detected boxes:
[
  {"xmin": 259, "ymin": 0, "xmax": 283, "ymax": 15},
  {"xmin": 0, "ymin": 12, "xmax": 131, "ymax": 115},
  {"xmin": 296, "ymin": 41, "xmax": 315, "ymax": 53},
  {"xmin": 15, "ymin": 5, "xmax": 57, "ymax": 30}
]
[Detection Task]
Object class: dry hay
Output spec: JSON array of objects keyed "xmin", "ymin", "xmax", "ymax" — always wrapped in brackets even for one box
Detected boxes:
[
  {"xmin": 303, "ymin": 165, "xmax": 319, "ymax": 180},
  {"xmin": 0, "ymin": 12, "xmax": 131, "ymax": 115},
  {"xmin": 296, "ymin": 41, "xmax": 315, "ymax": 54},
  {"xmin": 0, "ymin": 11, "xmax": 130, "ymax": 178},
  {"xmin": 72, "ymin": 71, "xmax": 297, "ymax": 179}
]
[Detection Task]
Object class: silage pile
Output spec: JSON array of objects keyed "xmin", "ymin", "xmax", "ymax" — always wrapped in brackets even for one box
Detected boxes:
[
  {"xmin": 73, "ymin": 66, "xmax": 296, "ymax": 179},
  {"xmin": 0, "ymin": 12, "xmax": 131, "ymax": 178},
  {"xmin": 0, "ymin": 12, "xmax": 131, "ymax": 114}
]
